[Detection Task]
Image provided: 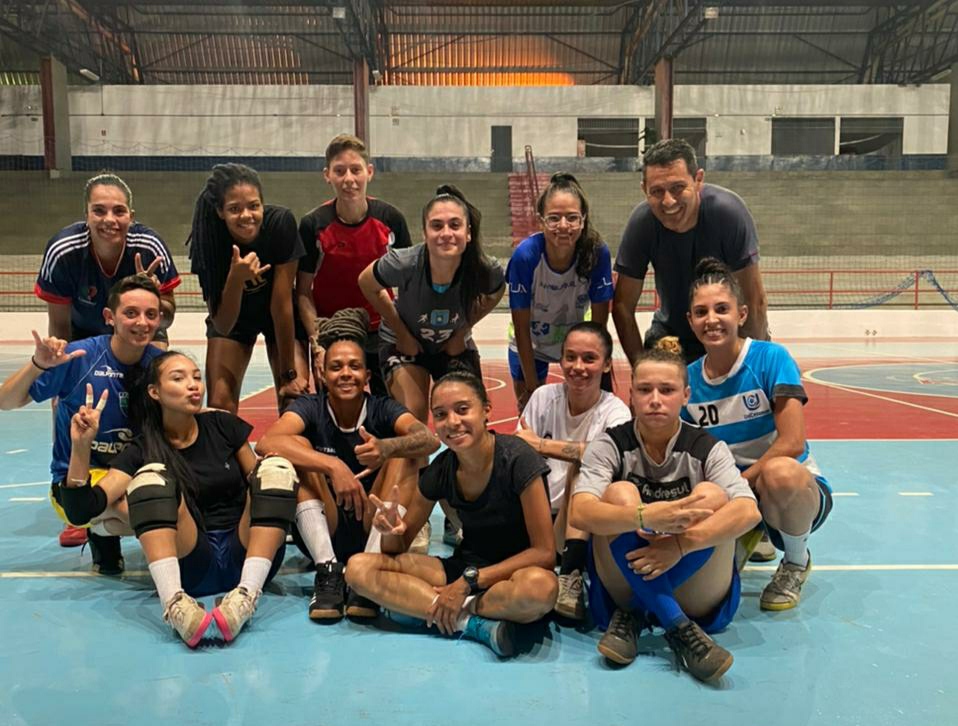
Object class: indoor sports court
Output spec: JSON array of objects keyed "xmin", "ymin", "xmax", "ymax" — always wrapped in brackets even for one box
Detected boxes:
[{"xmin": 1, "ymin": 1, "xmax": 957, "ymax": 725}]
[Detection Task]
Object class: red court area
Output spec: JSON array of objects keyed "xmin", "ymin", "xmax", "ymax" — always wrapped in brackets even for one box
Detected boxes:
[{"xmin": 239, "ymin": 361, "xmax": 958, "ymax": 441}]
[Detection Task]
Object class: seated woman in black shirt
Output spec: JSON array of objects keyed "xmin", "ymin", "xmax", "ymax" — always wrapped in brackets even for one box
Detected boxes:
[
  {"xmin": 58, "ymin": 352, "xmax": 296, "ymax": 648},
  {"xmin": 346, "ymin": 372, "xmax": 558, "ymax": 657}
]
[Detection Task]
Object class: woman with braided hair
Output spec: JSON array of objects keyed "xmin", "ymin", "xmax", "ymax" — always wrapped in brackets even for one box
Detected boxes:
[
  {"xmin": 188, "ymin": 163, "xmax": 310, "ymax": 413},
  {"xmin": 256, "ymin": 309, "xmax": 439, "ymax": 622}
]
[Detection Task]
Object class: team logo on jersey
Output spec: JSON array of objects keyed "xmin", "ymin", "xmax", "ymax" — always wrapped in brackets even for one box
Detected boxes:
[
  {"xmin": 92, "ymin": 427, "xmax": 133, "ymax": 455},
  {"xmin": 118, "ymin": 390, "xmax": 129, "ymax": 415},
  {"xmin": 93, "ymin": 365, "xmax": 124, "ymax": 379},
  {"xmin": 510, "ymin": 282, "xmax": 528, "ymax": 294},
  {"xmin": 626, "ymin": 473, "xmax": 692, "ymax": 502},
  {"xmin": 743, "ymin": 393, "xmax": 762, "ymax": 411},
  {"xmin": 430, "ymin": 310, "xmax": 450, "ymax": 327},
  {"xmin": 244, "ymin": 277, "xmax": 268, "ymax": 293}
]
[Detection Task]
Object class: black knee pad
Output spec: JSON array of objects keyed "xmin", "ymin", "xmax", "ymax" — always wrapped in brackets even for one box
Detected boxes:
[
  {"xmin": 126, "ymin": 463, "xmax": 180, "ymax": 537},
  {"xmin": 250, "ymin": 456, "xmax": 298, "ymax": 530}
]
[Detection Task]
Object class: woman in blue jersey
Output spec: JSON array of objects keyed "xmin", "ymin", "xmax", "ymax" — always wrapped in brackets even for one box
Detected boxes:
[
  {"xmin": 188, "ymin": 163, "xmax": 310, "ymax": 414},
  {"xmin": 684, "ymin": 257, "xmax": 833, "ymax": 612},
  {"xmin": 506, "ymin": 173, "xmax": 613, "ymax": 411}
]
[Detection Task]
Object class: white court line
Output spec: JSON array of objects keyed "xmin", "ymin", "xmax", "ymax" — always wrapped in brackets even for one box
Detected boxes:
[
  {"xmin": 5, "ymin": 449, "xmax": 27, "ymax": 454},
  {"xmin": 811, "ymin": 342, "xmax": 958, "ymax": 367},
  {"xmin": 804, "ymin": 365, "xmax": 958, "ymax": 401},
  {"xmin": 9, "ymin": 497, "xmax": 45, "ymax": 502},
  {"xmin": 898, "ymin": 492, "xmax": 933, "ymax": 496},
  {"xmin": 5, "ymin": 564, "xmax": 958, "ymax": 579},
  {"xmin": 0, "ymin": 481, "xmax": 48, "ymax": 489},
  {"xmin": 803, "ymin": 369, "xmax": 958, "ymax": 419},
  {"xmin": 832, "ymin": 492, "xmax": 859, "ymax": 497},
  {"xmin": 809, "ymin": 438, "xmax": 958, "ymax": 442}
]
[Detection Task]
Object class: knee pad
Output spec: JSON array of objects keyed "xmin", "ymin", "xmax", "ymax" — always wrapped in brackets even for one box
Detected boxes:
[
  {"xmin": 250, "ymin": 456, "xmax": 299, "ymax": 530},
  {"xmin": 126, "ymin": 463, "xmax": 180, "ymax": 537}
]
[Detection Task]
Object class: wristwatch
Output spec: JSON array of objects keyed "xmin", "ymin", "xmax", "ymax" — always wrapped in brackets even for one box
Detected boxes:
[
  {"xmin": 462, "ymin": 566, "xmax": 481, "ymax": 594},
  {"xmin": 282, "ymin": 368, "xmax": 298, "ymax": 382}
]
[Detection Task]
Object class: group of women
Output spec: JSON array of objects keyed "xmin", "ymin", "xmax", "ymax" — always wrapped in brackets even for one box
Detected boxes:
[{"xmin": 25, "ymin": 135, "xmax": 830, "ymax": 684}]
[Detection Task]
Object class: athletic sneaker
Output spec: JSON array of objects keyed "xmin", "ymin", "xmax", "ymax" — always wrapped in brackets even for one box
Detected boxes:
[
  {"xmin": 761, "ymin": 553, "xmax": 812, "ymax": 611},
  {"xmin": 664, "ymin": 621, "xmax": 733, "ymax": 683},
  {"xmin": 597, "ymin": 608, "xmax": 637, "ymax": 665},
  {"xmin": 750, "ymin": 531, "xmax": 777, "ymax": 563},
  {"xmin": 213, "ymin": 586, "xmax": 259, "ymax": 642},
  {"xmin": 409, "ymin": 520, "xmax": 432, "ymax": 555},
  {"xmin": 555, "ymin": 570, "xmax": 586, "ymax": 621},
  {"xmin": 462, "ymin": 615, "xmax": 515, "ymax": 657},
  {"xmin": 88, "ymin": 531, "xmax": 124, "ymax": 576},
  {"xmin": 163, "ymin": 591, "xmax": 213, "ymax": 649},
  {"xmin": 59, "ymin": 524, "xmax": 87, "ymax": 548},
  {"xmin": 442, "ymin": 517, "xmax": 463, "ymax": 548},
  {"xmin": 309, "ymin": 561, "xmax": 346, "ymax": 620},
  {"xmin": 345, "ymin": 590, "xmax": 380, "ymax": 620}
]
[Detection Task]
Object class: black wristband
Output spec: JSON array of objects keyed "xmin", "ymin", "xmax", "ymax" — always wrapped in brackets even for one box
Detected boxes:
[{"xmin": 31, "ymin": 355, "xmax": 51, "ymax": 372}]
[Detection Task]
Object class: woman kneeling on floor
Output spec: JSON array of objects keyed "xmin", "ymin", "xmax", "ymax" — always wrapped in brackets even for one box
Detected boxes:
[
  {"xmin": 58, "ymin": 351, "xmax": 295, "ymax": 648},
  {"xmin": 346, "ymin": 372, "xmax": 558, "ymax": 657},
  {"xmin": 570, "ymin": 346, "xmax": 761, "ymax": 682}
]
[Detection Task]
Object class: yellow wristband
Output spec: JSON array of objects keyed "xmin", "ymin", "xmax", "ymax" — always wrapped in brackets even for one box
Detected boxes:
[{"xmin": 635, "ymin": 503, "xmax": 645, "ymax": 530}]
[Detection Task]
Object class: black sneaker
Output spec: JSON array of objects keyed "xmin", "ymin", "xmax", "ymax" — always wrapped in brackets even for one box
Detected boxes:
[
  {"xmin": 88, "ymin": 531, "xmax": 124, "ymax": 576},
  {"xmin": 309, "ymin": 561, "xmax": 346, "ymax": 621},
  {"xmin": 664, "ymin": 621, "xmax": 733, "ymax": 683},
  {"xmin": 345, "ymin": 590, "xmax": 380, "ymax": 620}
]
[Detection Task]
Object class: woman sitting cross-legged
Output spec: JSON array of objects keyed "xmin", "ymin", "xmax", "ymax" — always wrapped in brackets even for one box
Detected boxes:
[
  {"xmin": 345, "ymin": 372, "xmax": 558, "ymax": 657},
  {"xmin": 58, "ymin": 352, "xmax": 296, "ymax": 648},
  {"xmin": 570, "ymin": 346, "xmax": 761, "ymax": 682}
]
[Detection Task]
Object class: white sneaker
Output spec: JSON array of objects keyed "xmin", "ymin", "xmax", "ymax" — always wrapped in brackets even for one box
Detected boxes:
[{"xmin": 409, "ymin": 520, "xmax": 432, "ymax": 555}]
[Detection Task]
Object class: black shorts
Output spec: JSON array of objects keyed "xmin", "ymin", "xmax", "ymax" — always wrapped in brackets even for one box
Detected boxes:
[
  {"xmin": 438, "ymin": 552, "xmax": 493, "ymax": 585},
  {"xmin": 205, "ymin": 314, "xmax": 308, "ymax": 347},
  {"xmin": 379, "ymin": 342, "xmax": 482, "ymax": 383},
  {"xmin": 179, "ymin": 528, "xmax": 285, "ymax": 598}
]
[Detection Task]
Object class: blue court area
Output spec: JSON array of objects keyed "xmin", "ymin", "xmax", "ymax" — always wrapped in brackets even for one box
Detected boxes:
[
  {"xmin": 806, "ymin": 362, "xmax": 958, "ymax": 398},
  {"xmin": 0, "ymin": 337, "xmax": 956, "ymax": 726}
]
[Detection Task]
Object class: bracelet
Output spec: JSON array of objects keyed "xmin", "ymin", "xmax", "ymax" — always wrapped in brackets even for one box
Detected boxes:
[
  {"xmin": 635, "ymin": 503, "xmax": 646, "ymax": 530},
  {"xmin": 31, "ymin": 355, "xmax": 51, "ymax": 372}
]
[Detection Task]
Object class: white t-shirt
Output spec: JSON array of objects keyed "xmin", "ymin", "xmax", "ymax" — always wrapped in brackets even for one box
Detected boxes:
[{"xmin": 519, "ymin": 383, "xmax": 631, "ymax": 510}]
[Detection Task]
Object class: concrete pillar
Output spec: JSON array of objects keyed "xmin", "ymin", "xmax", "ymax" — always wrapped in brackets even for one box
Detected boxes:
[
  {"xmin": 40, "ymin": 56, "xmax": 71, "ymax": 172},
  {"xmin": 654, "ymin": 56, "xmax": 674, "ymax": 143},
  {"xmin": 948, "ymin": 62, "xmax": 958, "ymax": 173},
  {"xmin": 353, "ymin": 58, "xmax": 370, "ymax": 146}
]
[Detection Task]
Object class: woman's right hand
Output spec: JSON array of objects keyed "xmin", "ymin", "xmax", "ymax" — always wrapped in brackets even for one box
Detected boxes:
[
  {"xmin": 31, "ymin": 330, "xmax": 85, "ymax": 370},
  {"xmin": 327, "ymin": 458, "xmax": 368, "ymax": 521},
  {"xmin": 70, "ymin": 384, "xmax": 108, "ymax": 448},
  {"xmin": 640, "ymin": 492, "xmax": 713, "ymax": 534},
  {"xmin": 395, "ymin": 325, "xmax": 423, "ymax": 357},
  {"xmin": 228, "ymin": 245, "xmax": 272, "ymax": 285}
]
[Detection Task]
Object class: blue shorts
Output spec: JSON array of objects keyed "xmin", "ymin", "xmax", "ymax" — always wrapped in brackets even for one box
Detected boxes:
[
  {"xmin": 507, "ymin": 348, "xmax": 550, "ymax": 384},
  {"xmin": 586, "ymin": 545, "xmax": 742, "ymax": 635},
  {"xmin": 179, "ymin": 529, "xmax": 285, "ymax": 598},
  {"xmin": 765, "ymin": 475, "xmax": 833, "ymax": 551}
]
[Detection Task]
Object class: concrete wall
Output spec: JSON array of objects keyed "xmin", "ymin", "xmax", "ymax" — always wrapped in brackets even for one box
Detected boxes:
[{"xmin": 0, "ymin": 84, "xmax": 949, "ymax": 159}]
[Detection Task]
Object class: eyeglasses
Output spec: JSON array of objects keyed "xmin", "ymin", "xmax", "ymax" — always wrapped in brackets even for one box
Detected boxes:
[{"xmin": 541, "ymin": 213, "xmax": 585, "ymax": 229}]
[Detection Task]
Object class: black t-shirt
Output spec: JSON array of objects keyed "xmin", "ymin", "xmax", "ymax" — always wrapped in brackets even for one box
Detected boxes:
[
  {"xmin": 419, "ymin": 433, "xmax": 550, "ymax": 566},
  {"xmin": 614, "ymin": 184, "xmax": 759, "ymax": 348},
  {"xmin": 112, "ymin": 411, "xmax": 253, "ymax": 530},
  {"xmin": 285, "ymin": 391, "xmax": 408, "ymax": 493}
]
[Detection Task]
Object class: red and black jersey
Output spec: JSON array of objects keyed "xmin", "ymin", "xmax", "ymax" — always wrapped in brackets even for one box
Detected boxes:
[{"xmin": 298, "ymin": 197, "xmax": 411, "ymax": 330}]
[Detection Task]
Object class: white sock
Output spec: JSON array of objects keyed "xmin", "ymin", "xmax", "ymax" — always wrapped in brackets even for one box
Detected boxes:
[
  {"xmin": 779, "ymin": 528, "xmax": 811, "ymax": 568},
  {"xmin": 364, "ymin": 503, "xmax": 407, "ymax": 553},
  {"xmin": 296, "ymin": 499, "xmax": 336, "ymax": 563},
  {"xmin": 148, "ymin": 557, "xmax": 182, "ymax": 607},
  {"xmin": 462, "ymin": 594, "xmax": 477, "ymax": 614},
  {"xmin": 238, "ymin": 556, "xmax": 273, "ymax": 596}
]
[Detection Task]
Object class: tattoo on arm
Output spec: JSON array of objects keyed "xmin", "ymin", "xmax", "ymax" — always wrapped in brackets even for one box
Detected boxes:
[
  {"xmin": 561, "ymin": 442, "xmax": 582, "ymax": 461},
  {"xmin": 386, "ymin": 421, "xmax": 436, "ymax": 458}
]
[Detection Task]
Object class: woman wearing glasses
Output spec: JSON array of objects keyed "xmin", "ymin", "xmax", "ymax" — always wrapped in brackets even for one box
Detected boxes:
[{"xmin": 505, "ymin": 172, "xmax": 614, "ymax": 411}]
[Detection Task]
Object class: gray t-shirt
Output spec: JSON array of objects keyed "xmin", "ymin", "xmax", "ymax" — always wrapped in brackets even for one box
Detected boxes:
[
  {"xmin": 614, "ymin": 183, "xmax": 759, "ymax": 349},
  {"xmin": 576, "ymin": 419, "xmax": 754, "ymax": 503},
  {"xmin": 373, "ymin": 245, "xmax": 504, "ymax": 355}
]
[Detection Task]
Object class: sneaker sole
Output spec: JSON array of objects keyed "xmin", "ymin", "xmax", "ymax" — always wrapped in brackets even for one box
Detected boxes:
[
  {"xmin": 92, "ymin": 560, "xmax": 125, "ymax": 577},
  {"xmin": 309, "ymin": 607, "xmax": 345, "ymax": 621},
  {"xmin": 186, "ymin": 610, "xmax": 214, "ymax": 648},
  {"xmin": 696, "ymin": 651, "xmax": 734, "ymax": 683},
  {"xmin": 491, "ymin": 623, "xmax": 515, "ymax": 658},
  {"xmin": 748, "ymin": 549, "xmax": 777, "ymax": 563},
  {"xmin": 597, "ymin": 639, "xmax": 636, "ymax": 665},
  {"xmin": 210, "ymin": 607, "xmax": 238, "ymax": 643},
  {"xmin": 345, "ymin": 605, "xmax": 379, "ymax": 619},
  {"xmin": 760, "ymin": 598, "xmax": 800, "ymax": 612},
  {"xmin": 554, "ymin": 601, "xmax": 586, "ymax": 621},
  {"xmin": 59, "ymin": 531, "xmax": 88, "ymax": 547}
]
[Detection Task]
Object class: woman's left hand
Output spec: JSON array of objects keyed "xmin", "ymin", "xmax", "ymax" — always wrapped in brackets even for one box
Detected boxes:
[
  {"xmin": 134, "ymin": 253, "xmax": 163, "ymax": 289},
  {"xmin": 427, "ymin": 578, "xmax": 470, "ymax": 635},
  {"xmin": 625, "ymin": 533, "xmax": 683, "ymax": 581}
]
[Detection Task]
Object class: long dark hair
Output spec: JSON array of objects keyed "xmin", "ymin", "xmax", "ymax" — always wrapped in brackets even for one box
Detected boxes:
[
  {"xmin": 536, "ymin": 172, "xmax": 605, "ymax": 281},
  {"xmin": 187, "ymin": 163, "xmax": 263, "ymax": 314},
  {"xmin": 129, "ymin": 351, "xmax": 205, "ymax": 528},
  {"xmin": 421, "ymin": 184, "xmax": 496, "ymax": 318}
]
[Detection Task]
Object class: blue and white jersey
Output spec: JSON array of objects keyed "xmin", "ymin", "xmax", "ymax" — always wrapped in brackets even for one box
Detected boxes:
[
  {"xmin": 35, "ymin": 221, "xmax": 180, "ymax": 337},
  {"xmin": 684, "ymin": 338, "xmax": 825, "ymax": 484},
  {"xmin": 506, "ymin": 233, "xmax": 613, "ymax": 363},
  {"xmin": 28, "ymin": 335, "xmax": 164, "ymax": 481}
]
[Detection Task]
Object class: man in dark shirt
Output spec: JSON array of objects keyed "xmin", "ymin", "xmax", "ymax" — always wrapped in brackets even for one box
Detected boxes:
[{"xmin": 612, "ymin": 139, "xmax": 769, "ymax": 363}]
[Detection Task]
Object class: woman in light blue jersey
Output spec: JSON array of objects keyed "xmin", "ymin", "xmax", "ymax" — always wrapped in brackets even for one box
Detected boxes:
[{"xmin": 684, "ymin": 257, "xmax": 833, "ymax": 613}]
